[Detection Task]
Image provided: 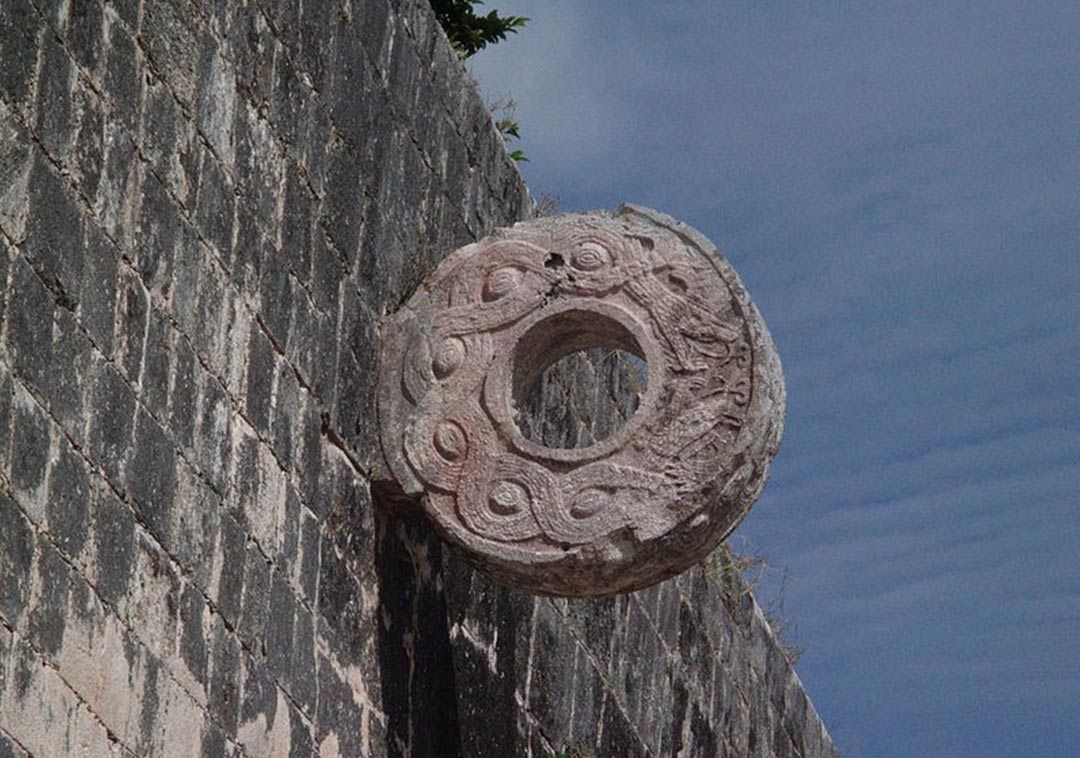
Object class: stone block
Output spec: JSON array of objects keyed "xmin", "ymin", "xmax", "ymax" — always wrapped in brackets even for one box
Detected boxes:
[
  {"xmin": 34, "ymin": 34, "xmax": 78, "ymax": 161},
  {"xmin": 179, "ymin": 580, "xmax": 209, "ymax": 689},
  {"xmin": 91, "ymin": 480, "xmax": 135, "ymax": 608},
  {"xmin": 295, "ymin": 0, "xmax": 337, "ymax": 94},
  {"xmin": 0, "ymin": 0, "xmax": 42, "ymax": 118},
  {"xmin": 289, "ymin": 606, "xmax": 317, "ymax": 716},
  {"xmin": 236, "ymin": 654, "xmax": 277, "ymax": 746},
  {"xmin": 170, "ymin": 462, "xmax": 222, "ymax": 588},
  {"xmin": 69, "ymin": 85, "xmax": 109, "ymax": 198},
  {"xmin": 269, "ymin": 47, "xmax": 311, "ymax": 150},
  {"xmin": 45, "ymin": 435, "xmax": 91, "ymax": 559},
  {"xmin": 0, "ymin": 368, "xmax": 10, "ymax": 477},
  {"xmin": 224, "ymin": 3, "xmax": 275, "ymax": 108},
  {"xmin": 114, "ymin": 267, "xmax": 149, "ymax": 383},
  {"xmin": 207, "ymin": 617, "xmax": 242, "ymax": 738},
  {"xmin": 25, "ymin": 153, "xmax": 86, "ymax": 307},
  {"xmin": 214, "ymin": 514, "xmax": 246, "ymax": 628},
  {"xmin": 315, "ymin": 535, "xmax": 368, "ymax": 664},
  {"xmin": 194, "ymin": 147, "xmax": 236, "ymax": 262},
  {"xmin": 280, "ymin": 163, "xmax": 313, "ymax": 279},
  {"xmin": 0, "ymin": 103, "xmax": 33, "ymax": 242},
  {"xmin": 258, "ymin": 247, "xmax": 292, "ymax": 348},
  {"xmin": 141, "ymin": 307, "xmax": 171, "ymax": 415},
  {"xmin": 140, "ymin": 76, "xmax": 182, "ymax": 177},
  {"xmin": 140, "ymin": 0, "xmax": 200, "ymax": 109},
  {"xmin": 103, "ymin": 13, "xmax": 142, "ymax": 133},
  {"xmin": 167, "ymin": 335, "xmax": 198, "ymax": 448},
  {"xmin": 357, "ymin": 0, "xmax": 392, "ymax": 75},
  {"xmin": 266, "ymin": 570, "xmax": 295, "ymax": 680},
  {"xmin": 9, "ymin": 387, "xmax": 50, "ymax": 526},
  {"xmin": 66, "ymin": 0, "xmax": 106, "ymax": 82},
  {"xmin": 127, "ymin": 532, "xmax": 181, "ymax": 661},
  {"xmin": 78, "ymin": 223, "xmax": 118, "ymax": 354},
  {"xmin": 233, "ymin": 102, "xmax": 285, "ymax": 240},
  {"xmin": 93, "ymin": 122, "xmax": 139, "ymax": 242},
  {"xmin": 47, "ymin": 309, "xmax": 93, "ymax": 444},
  {"xmin": 296, "ymin": 506, "xmax": 320, "ymax": 603},
  {"xmin": 270, "ymin": 360, "xmax": 300, "ymax": 469},
  {"xmin": 309, "ymin": 228, "xmax": 345, "ymax": 316},
  {"xmin": 527, "ymin": 603, "xmax": 576, "ymax": 745},
  {"xmin": 28, "ymin": 538, "xmax": 72, "ymax": 656},
  {"xmin": 127, "ymin": 409, "xmax": 178, "ymax": 543},
  {"xmin": 193, "ymin": 370, "xmax": 232, "ymax": 493},
  {"xmin": 244, "ymin": 325, "xmax": 275, "ymax": 435},
  {"xmin": 238, "ymin": 543, "xmax": 271, "ymax": 655},
  {"xmin": 314, "ymin": 653, "xmax": 364, "ymax": 758},
  {"xmin": 195, "ymin": 34, "xmax": 236, "ymax": 166},
  {"xmin": 132, "ymin": 173, "xmax": 180, "ymax": 301},
  {"xmin": 6, "ymin": 257, "xmax": 55, "ymax": 392},
  {"xmin": 0, "ymin": 492, "xmax": 35, "ymax": 628},
  {"xmin": 280, "ymin": 482, "xmax": 301, "ymax": 571},
  {"xmin": 298, "ymin": 97, "xmax": 332, "ymax": 197},
  {"xmin": 230, "ymin": 210, "xmax": 264, "ymax": 295},
  {"xmin": 321, "ymin": 141, "xmax": 365, "ymax": 262}
]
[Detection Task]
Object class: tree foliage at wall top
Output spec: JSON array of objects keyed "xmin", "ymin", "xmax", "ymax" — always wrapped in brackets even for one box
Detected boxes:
[{"xmin": 431, "ymin": 0, "xmax": 528, "ymax": 58}]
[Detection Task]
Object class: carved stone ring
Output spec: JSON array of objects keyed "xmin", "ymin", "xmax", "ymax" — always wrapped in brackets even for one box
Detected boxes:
[{"xmin": 377, "ymin": 205, "xmax": 785, "ymax": 596}]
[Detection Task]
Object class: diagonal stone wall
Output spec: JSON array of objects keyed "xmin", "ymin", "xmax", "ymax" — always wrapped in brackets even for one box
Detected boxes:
[{"xmin": 0, "ymin": 0, "xmax": 836, "ymax": 756}]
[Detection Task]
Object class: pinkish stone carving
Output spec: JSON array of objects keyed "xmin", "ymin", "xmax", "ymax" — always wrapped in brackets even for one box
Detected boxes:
[{"xmin": 377, "ymin": 205, "xmax": 785, "ymax": 596}]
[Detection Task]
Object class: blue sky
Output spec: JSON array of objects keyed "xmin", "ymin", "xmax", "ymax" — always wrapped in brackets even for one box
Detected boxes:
[{"xmin": 470, "ymin": 3, "xmax": 1080, "ymax": 756}]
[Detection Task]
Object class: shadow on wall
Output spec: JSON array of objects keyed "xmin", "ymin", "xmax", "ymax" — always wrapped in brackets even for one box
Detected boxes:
[{"xmin": 375, "ymin": 500, "xmax": 464, "ymax": 757}]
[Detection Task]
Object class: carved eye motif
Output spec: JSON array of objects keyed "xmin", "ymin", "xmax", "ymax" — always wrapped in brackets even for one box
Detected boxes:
[
  {"xmin": 569, "ymin": 487, "xmax": 613, "ymax": 519},
  {"xmin": 432, "ymin": 337, "xmax": 465, "ymax": 378},
  {"xmin": 488, "ymin": 479, "xmax": 530, "ymax": 515},
  {"xmin": 433, "ymin": 421, "xmax": 467, "ymax": 461},
  {"xmin": 571, "ymin": 243, "xmax": 610, "ymax": 271},
  {"xmin": 483, "ymin": 267, "xmax": 522, "ymax": 301}
]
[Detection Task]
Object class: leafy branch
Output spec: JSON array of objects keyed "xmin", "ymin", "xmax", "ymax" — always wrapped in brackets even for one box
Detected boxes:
[{"xmin": 430, "ymin": 0, "xmax": 528, "ymax": 59}]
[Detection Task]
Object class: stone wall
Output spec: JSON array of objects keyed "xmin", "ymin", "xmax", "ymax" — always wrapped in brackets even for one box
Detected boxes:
[{"xmin": 0, "ymin": 0, "xmax": 836, "ymax": 755}]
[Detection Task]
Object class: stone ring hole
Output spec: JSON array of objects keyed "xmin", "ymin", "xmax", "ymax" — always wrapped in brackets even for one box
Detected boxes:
[{"xmin": 510, "ymin": 309, "xmax": 648, "ymax": 449}]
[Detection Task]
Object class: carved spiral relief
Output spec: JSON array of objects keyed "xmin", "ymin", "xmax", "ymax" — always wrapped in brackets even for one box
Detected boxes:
[{"xmin": 377, "ymin": 205, "xmax": 785, "ymax": 596}]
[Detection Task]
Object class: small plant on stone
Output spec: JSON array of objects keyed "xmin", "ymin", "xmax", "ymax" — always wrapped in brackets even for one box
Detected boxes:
[
  {"xmin": 705, "ymin": 540, "xmax": 805, "ymax": 666},
  {"xmin": 489, "ymin": 96, "xmax": 528, "ymax": 162},
  {"xmin": 534, "ymin": 192, "xmax": 560, "ymax": 217}
]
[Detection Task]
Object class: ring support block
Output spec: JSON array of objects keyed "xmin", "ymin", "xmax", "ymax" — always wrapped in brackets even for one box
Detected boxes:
[{"xmin": 377, "ymin": 204, "xmax": 785, "ymax": 596}]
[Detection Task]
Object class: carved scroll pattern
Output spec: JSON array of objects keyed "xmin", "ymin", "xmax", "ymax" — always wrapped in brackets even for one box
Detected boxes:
[{"xmin": 377, "ymin": 207, "xmax": 782, "ymax": 596}]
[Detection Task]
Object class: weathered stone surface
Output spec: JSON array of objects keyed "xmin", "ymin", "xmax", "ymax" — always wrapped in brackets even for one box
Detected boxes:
[{"xmin": 379, "ymin": 206, "xmax": 786, "ymax": 595}]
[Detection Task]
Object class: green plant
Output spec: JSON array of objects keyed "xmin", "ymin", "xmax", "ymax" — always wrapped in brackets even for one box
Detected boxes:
[
  {"xmin": 495, "ymin": 116, "xmax": 520, "ymax": 140},
  {"xmin": 489, "ymin": 96, "xmax": 528, "ymax": 162},
  {"xmin": 431, "ymin": 0, "xmax": 528, "ymax": 58}
]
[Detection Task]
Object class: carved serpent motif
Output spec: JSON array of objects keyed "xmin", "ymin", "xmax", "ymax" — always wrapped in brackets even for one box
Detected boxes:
[{"xmin": 377, "ymin": 205, "xmax": 785, "ymax": 596}]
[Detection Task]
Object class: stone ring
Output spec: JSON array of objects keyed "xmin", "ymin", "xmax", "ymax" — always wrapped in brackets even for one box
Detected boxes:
[{"xmin": 377, "ymin": 204, "xmax": 785, "ymax": 596}]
